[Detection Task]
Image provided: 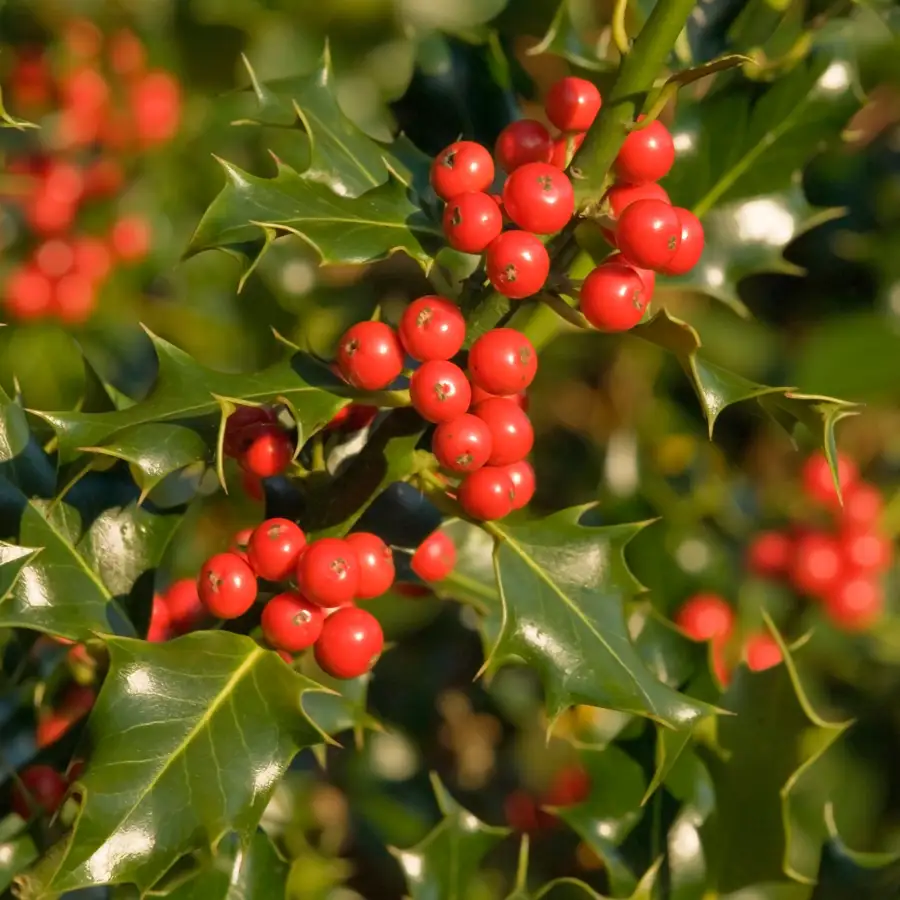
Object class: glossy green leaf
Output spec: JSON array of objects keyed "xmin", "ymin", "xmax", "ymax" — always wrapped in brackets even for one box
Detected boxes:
[
  {"xmin": 526, "ymin": 0, "xmax": 613, "ymax": 72},
  {"xmin": 16, "ymin": 632, "xmax": 343, "ymax": 898},
  {"xmin": 391, "ymin": 773, "xmax": 509, "ymax": 900},
  {"xmin": 0, "ymin": 815, "xmax": 38, "ymax": 894},
  {"xmin": 0, "ymin": 384, "xmax": 56, "ymax": 501}
]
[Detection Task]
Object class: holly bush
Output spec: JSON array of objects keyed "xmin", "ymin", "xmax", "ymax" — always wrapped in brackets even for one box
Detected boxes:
[{"xmin": 2, "ymin": 0, "xmax": 900, "ymax": 897}]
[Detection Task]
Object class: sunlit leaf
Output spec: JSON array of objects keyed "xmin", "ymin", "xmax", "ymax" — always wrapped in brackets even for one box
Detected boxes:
[{"xmin": 526, "ymin": 0, "xmax": 613, "ymax": 72}]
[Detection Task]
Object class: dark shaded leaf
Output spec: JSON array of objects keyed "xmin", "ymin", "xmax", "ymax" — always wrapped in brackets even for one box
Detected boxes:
[
  {"xmin": 526, "ymin": 0, "xmax": 614, "ymax": 72},
  {"xmin": 0, "ymin": 384, "xmax": 56, "ymax": 501}
]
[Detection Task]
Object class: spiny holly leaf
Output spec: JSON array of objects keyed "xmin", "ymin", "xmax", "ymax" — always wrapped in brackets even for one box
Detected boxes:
[
  {"xmin": 0, "ymin": 384, "xmax": 56, "ymax": 502},
  {"xmin": 15, "ymin": 632, "xmax": 345, "ymax": 898},
  {"xmin": 526, "ymin": 0, "xmax": 613, "ymax": 72},
  {"xmin": 0, "ymin": 816, "xmax": 38, "ymax": 893},
  {"xmin": 390, "ymin": 773, "xmax": 509, "ymax": 900},
  {"xmin": 32, "ymin": 331, "xmax": 349, "ymax": 464}
]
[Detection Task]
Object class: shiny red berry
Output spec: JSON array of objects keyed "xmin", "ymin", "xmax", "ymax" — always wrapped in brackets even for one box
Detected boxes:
[
  {"xmin": 605, "ymin": 181, "xmax": 671, "ymax": 218},
  {"xmin": 841, "ymin": 482, "xmax": 883, "ymax": 529},
  {"xmin": 432, "ymin": 414, "xmax": 493, "ymax": 472},
  {"xmin": 231, "ymin": 528, "xmax": 253, "ymax": 560},
  {"xmin": 486, "ymin": 231, "xmax": 550, "ymax": 299},
  {"xmin": 505, "ymin": 460, "xmax": 536, "ymax": 509},
  {"xmin": 346, "ymin": 532, "xmax": 395, "ymax": 599},
  {"xmin": 248, "ymin": 518, "xmax": 307, "ymax": 581},
  {"xmin": 662, "ymin": 208, "xmax": 705, "ymax": 276},
  {"xmin": 411, "ymin": 530, "xmax": 457, "ymax": 582},
  {"xmin": 824, "ymin": 575, "xmax": 883, "ymax": 631},
  {"xmin": 398, "ymin": 295, "xmax": 465, "ymax": 362},
  {"xmin": 11, "ymin": 765, "xmax": 68, "ymax": 820},
  {"xmin": 746, "ymin": 531, "xmax": 792, "ymax": 578},
  {"xmin": 495, "ymin": 119, "xmax": 553, "ymax": 173},
  {"xmin": 147, "ymin": 594, "xmax": 171, "ymax": 642},
  {"xmin": 790, "ymin": 533, "xmax": 843, "ymax": 597},
  {"xmin": 615, "ymin": 199, "xmax": 681, "ymax": 271},
  {"xmin": 840, "ymin": 529, "xmax": 892, "ymax": 572},
  {"xmin": 165, "ymin": 578, "xmax": 204, "ymax": 634},
  {"xmin": 471, "ymin": 384, "xmax": 529, "ymax": 409},
  {"xmin": 473, "ymin": 397, "xmax": 534, "ymax": 466},
  {"xmin": 430, "ymin": 141, "xmax": 495, "ymax": 201},
  {"xmin": 443, "ymin": 191, "xmax": 503, "ymax": 253},
  {"xmin": 468, "ymin": 328, "xmax": 538, "ymax": 396},
  {"xmin": 543, "ymin": 764, "xmax": 592, "ymax": 807},
  {"xmin": 410, "ymin": 360, "xmax": 472, "ymax": 424},
  {"xmin": 545, "ymin": 77, "xmax": 602, "ymax": 133},
  {"xmin": 675, "ymin": 594, "xmax": 733, "ymax": 641},
  {"xmin": 603, "ymin": 251, "xmax": 656, "ymax": 296},
  {"xmin": 297, "ymin": 538, "xmax": 360, "ymax": 607},
  {"xmin": 199, "ymin": 552, "xmax": 258, "ymax": 618},
  {"xmin": 459, "ymin": 467, "xmax": 515, "ymax": 521},
  {"xmin": 502, "ymin": 163, "xmax": 574, "ymax": 235},
  {"xmin": 613, "ymin": 119, "xmax": 675, "ymax": 184},
  {"xmin": 801, "ymin": 452, "xmax": 858, "ymax": 507},
  {"xmin": 4, "ymin": 266, "xmax": 53, "ymax": 320},
  {"xmin": 261, "ymin": 592, "xmax": 325, "ymax": 652},
  {"xmin": 337, "ymin": 321, "xmax": 405, "ymax": 391},
  {"xmin": 580, "ymin": 263, "xmax": 649, "ymax": 332},
  {"xmin": 745, "ymin": 633, "xmax": 782, "ymax": 671},
  {"xmin": 240, "ymin": 425, "xmax": 293, "ymax": 478},
  {"xmin": 314, "ymin": 606, "xmax": 384, "ymax": 679},
  {"xmin": 549, "ymin": 132, "xmax": 585, "ymax": 170},
  {"xmin": 223, "ymin": 405, "xmax": 278, "ymax": 458}
]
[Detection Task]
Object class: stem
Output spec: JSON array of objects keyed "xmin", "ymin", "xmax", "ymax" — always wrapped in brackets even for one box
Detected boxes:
[{"xmin": 612, "ymin": 0, "xmax": 631, "ymax": 56}]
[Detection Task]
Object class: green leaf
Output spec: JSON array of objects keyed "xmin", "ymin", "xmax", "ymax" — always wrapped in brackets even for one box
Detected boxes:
[
  {"xmin": 0, "ymin": 817, "xmax": 38, "ymax": 893},
  {"xmin": 0, "ymin": 85, "xmax": 38, "ymax": 129},
  {"xmin": 0, "ymin": 384, "xmax": 56, "ymax": 501},
  {"xmin": 526, "ymin": 0, "xmax": 614, "ymax": 72},
  {"xmin": 15, "ymin": 632, "xmax": 343, "ymax": 898},
  {"xmin": 391, "ymin": 773, "xmax": 509, "ymax": 900}
]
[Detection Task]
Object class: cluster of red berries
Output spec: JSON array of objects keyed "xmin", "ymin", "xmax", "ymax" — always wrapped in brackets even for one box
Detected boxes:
[
  {"xmin": 504, "ymin": 762, "xmax": 592, "ymax": 834},
  {"xmin": 336, "ymin": 300, "xmax": 535, "ymax": 521},
  {"xmin": 221, "ymin": 404, "xmax": 296, "ymax": 500},
  {"xmin": 1, "ymin": 21, "xmax": 181, "ymax": 323}
]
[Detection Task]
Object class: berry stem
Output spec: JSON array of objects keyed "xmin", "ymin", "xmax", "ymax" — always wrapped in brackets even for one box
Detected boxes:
[
  {"xmin": 612, "ymin": 0, "xmax": 631, "ymax": 57},
  {"xmin": 311, "ymin": 434, "xmax": 326, "ymax": 472}
]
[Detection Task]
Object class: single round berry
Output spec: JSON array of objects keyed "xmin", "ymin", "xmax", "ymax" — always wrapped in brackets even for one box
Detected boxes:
[
  {"xmin": 399, "ymin": 295, "xmax": 466, "ymax": 362},
  {"xmin": 72, "ymin": 236, "xmax": 113, "ymax": 283},
  {"xmin": 840, "ymin": 528, "xmax": 892, "ymax": 572},
  {"xmin": 346, "ymin": 532, "xmax": 395, "ymax": 599},
  {"xmin": 801, "ymin": 452, "xmax": 858, "ymax": 507},
  {"xmin": 615, "ymin": 199, "xmax": 682, "ymax": 271},
  {"xmin": 297, "ymin": 538, "xmax": 360, "ymax": 607},
  {"xmin": 337, "ymin": 321, "xmax": 405, "ymax": 391},
  {"xmin": 505, "ymin": 460, "xmax": 536, "ymax": 510},
  {"xmin": 486, "ymin": 231, "xmax": 550, "ymax": 299},
  {"xmin": 411, "ymin": 530, "xmax": 457, "ymax": 582},
  {"xmin": 11, "ymin": 765, "xmax": 68, "ymax": 820},
  {"xmin": 410, "ymin": 360, "xmax": 472, "ymax": 424},
  {"xmin": 549, "ymin": 132, "xmax": 586, "ymax": 170},
  {"xmin": 53, "ymin": 273, "xmax": 96, "ymax": 325},
  {"xmin": 147, "ymin": 594, "xmax": 171, "ymax": 642},
  {"xmin": 745, "ymin": 633, "xmax": 782, "ymax": 671},
  {"xmin": 223, "ymin": 405, "xmax": 278, "ymax": 458},
  {"xmin": 240, "ymin": 425, "xmax": 293, "ymax": 478},
  {"xmin": 247, "ymin": 518, "xmax": 307, "ymax": 582},
  {"xmin": 502, "ymin": 163, "xmax": 575, "ymax": 235},
  {"xmin": 790, "ymin": 533, "xmax": 843, "ymax": 598},
  {"xmin": 603, "ymin": 251, "xmax": 657, "ymax": 297},
  {"xmin": 543, "ymin": 764, "xmax": 592, "ymax": 808},
  {"xmin": 4, "ymin": 266, "xmax": 53, "ymax": 320},
  {"xmin": 471, "ymin": 384, "xmax": 529, "ymax": 410},
  {"xmin": 662, "ymin": 208, "xmax": 705, "ymax": 276},
  {"xmin": 443, "ymin": 191, "xmax": 503, "ymax": 253},
  {"xmin": 459, "ymin": 466, "xmax": 516, "ymax": 521},
  {"xmin": 747, "ymin": 531, "xmax": 792, "ymax": 578},
  {"xmin": 545, "ymin": 77, "xmax": 602, "ymax": 133},
  {"xmin": 495, "ymin": 119, "xmax": 553, "ymax": 173},
  {"xmin": 198, "ymin": 552, "xmax": 258, "ymax": 619},
  {"xmin": 580, "ymin": 263, "xmax": 649, "ymax": 332},
  {"xmin": 675, "ymin": 594, "xmax": 733, "ymax": 642},
  {"xmin": 841, "ymin": 482, "xmax": 883, "ymax": 529},
  {"xmin": 430, "ymin": 141, "xmax": 495, "ymax": 201},
  {"xmin": 468, "ymin": 328, "xmax": 538, "ymax": 396},
  {"xmin": 131, "ymin": 70, "xmax": 182, "ymax": 146},
  {"xmin": 231, "ymin": 528, "xmax": 253, "ymax": 560},
  {"xmin": 110, "ymin": 215, "xmax": 152, "ymax": 262},
  {"xmin": 473, "ymin": 397, "xmax": 534, "ymax": 466},
  {"xmin": 164, "ymin": 578, "xmax": 204, "ymax": 634},
  {"xmin": 605, "ymin": 181, "xmax": 671, "ymax": 218},
  {"xmin": 314, "ymin": 606, "xmax": 384, "ymax": 679},
  {"xmin": 326, "ymin": 403, "xmax": 379, "ymax": 432},
  {"xmin": 432, "ymin": 414, "xmax": 493, "ymax": 472},
  {"xmin": 824, "ymin": 575, "xmax": 883, "ymax": 631},
  {"xmin": 613, "ymin": 119, "xmax": 675, "ymax": 185},
  {"xmin": 261, "ymin": 592, "xmax": 325, "ymax": 652}
]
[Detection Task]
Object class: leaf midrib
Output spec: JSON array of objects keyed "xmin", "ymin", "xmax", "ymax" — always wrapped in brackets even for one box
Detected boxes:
[{"xmin": 302, "ymin": 105, "xmax": 382, "ymax": 190}]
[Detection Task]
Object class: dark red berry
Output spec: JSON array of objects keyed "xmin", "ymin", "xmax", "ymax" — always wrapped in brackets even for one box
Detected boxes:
[
  {"xmin": 801, "ymin": 452, "xmax": 858, "ymax": 507},
  {"xmin": 746, "ymin": 531, "xmax": 792, "ymax": 578},
  {"xmin": 468, "ymin": 328, "xmax": 538, "ymax": 396},
  {"xmin": 495, "ymin": 119, "xmax": 553, "ymax": 173},
  {"xmin": 147, "ymin": 594, "xmax": 171, "ymax": 642},
  {"xmin": 459, "ymin": 466, "xmax": 515, "ymax": 521},
  {"xmin": 661, "ymin": 208, "xmax": 705, "ymax": 276},
  {"xmin": 545, "ymin": 77, "xmax": 602, "ymax": 133},
  {"xmin": 223, "ymin": 405, "xmax": 277, "ymax": 458},
  {"xmin": 543, "ymin": 764, "xmax": 592, "ymax": 807},
  {"xmin": 605, "ymin": 181, "xmax": 671, "ymax": 218},
  {"xmin": 297, "ymin": 538, "xmax": 360, "ymax": 607},
  {"xmin": 430, "ymin": 141, "xmax": 495, "ymax": 201},
  {"xmin": 505, "ymin": 460, "xmax": 536, "ymax": 509},
  {"xmin": 432, "ymin": 414, "xmax": 493, "ymax": 472},
  {"xmin": 502, "ymin": 163, "xmax": 574, "ymax": 235},
  {"xmin": 261, "ymin": 592, "xmax": 325, "ymax": 652},
  {"xmin": 615, "ymin": 199, "xmax": 681, "ymax": 271},
  {"xmin": 824, "ymin": 575, "xmax": 883, "ymax": 631},
  {"xmin": 675, "ymin": 594, "xmax": 733, "ymax": 642},
  {"xmin": 613, "ymin": 119, "xmax": 675, "ymax": 184},
  {"xmin": 247, "ymin": 518, "xmax": 307, "ymax": 581},
  {"xmin": 11, "ymin": 765, "xmax": 68, "ymax": 820},
  {"xmin": 409, "ymin": 360, "xmax": 472, "ymax": 424},
  {"xmin": 790, "ymin": 533, "xmax": 843, "ymax": 598},
  {"xmin": 443, "ymin": 191, "xmax": 503, "ymax": 253},
  {"xmin": 549, "ymin": 132, "xmax": 585, "ymax": 170},
  {"xmin": 346, "ymin": 532, "xmax": 395, "ymax": 599},
  {"xmin": 239, "ymin": 425, "xmax": 293, "ymax": 478},
  {"xmin": 486, "ymin": 231, "xmax": 550, "ymax": 299},
  {"xmin": 337, "ymin": 321, "xmax": 405, "ymax": 391},
  {"xmin": 745, "ymin": 633, "xmax": 782, "ymax": 671},
  {"xmin": 473, "ymin": 397, "xmax": 534, "ymax": 465},
  {"xmin": 198, "ymin": 552, "xmax": 258, "ymax": 618},
  {"xmin": 411, "ymin": 530, "xmax": 457, "ymax": 582},
  {"xmin": 398, "ymin": 295, "xmax": 466, "ymax": 362},
  {"xmin": 580, "ymin": 263, "xmax": 649, "ymax": 332},
  {"xmin": 314, "ymin": 606, "xmax": 384, "ymax": 679},
  {"xmin": 165, "ymin": 578, "xmax": 204, "ymax": 634}
]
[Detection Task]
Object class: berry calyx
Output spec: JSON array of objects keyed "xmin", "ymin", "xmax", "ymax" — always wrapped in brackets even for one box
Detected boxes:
[
  {"xmin": 430, "ymin": 141, "xmax": 495, "ymax": 201},
  {"xmin": 398, "ymin": 295, "xmax": 466, "ymax": 362},
  {"xmin": 613, "ymin": 119, "xmax": 675, "ymax": 185},
  {"xmin": 502, "ymin": 163, "xmax": 575, "ymax": 235},
  {"xmin": 801, "ymin": 452, "xmax": 858, "ymax": 507},
  {"xmin": 410, "ymin": 360, "xmax": 472, "ymax": 424},
  {"xmin": 675, "ymin": 594, "xmax": 734, "ymax": 642},
  {"xmin": 473, "ymin": 397, "xmax": 534, "ymax": 465},
  {"xmin": 346, "ymin": 532, "xmax": 396, "ymax": 599},
  {"xmin": 505, "ymin": 460, "xmax": 536, "ymax": 510},
  {"xmin": 297, "ymin": 538, "xmax": 360, "ymax": 607},
  {"xmin": 337, "ymin": 321, "xmax": 405, "ymax": 391},
  {"xmin": 486, "ymin": 231, "xmax": 550, "ymax": 299},
  {"xmin": 790, "ymin": 533, "xmax": 843, "ymax": 597},
  {"xmin": 164, "ymin": 578, "xmax": 204, "ymax": 634},
  {"xmin": 746, "ymin": 531, "xmax": 792, "ymax": 578},
  {"xmin": 459, "ymin": 466, "xmax": 516, "ymax": 521},
  {"xmin": 247, "ymin": 518, "xmax": 307, "ymax": 582},
  {"xmin": 615, "ymin": 199, "xmax": 682, "ymax": 271},
  {"xmin": 198, "ymin": 552, "xmax": 258, "ymax": 619},
  {"xmin": 545, "ymin": 77, "xmax": 602, "ymax": 133},
  {"xmin": 744, "ymin": 633, "xmax": 783, "ymax": 671},
  {"xmin": 579, "ymin": 263, "xmax": 649, "ymax": 332},
  {"xmin": 495, "ymin": 120, "xmax": 553, "ymax": 173},
  {"xmin": 261, "ymin": 592, "xmax": 325, "ymax": 652},
  {"xmin": 411, "ymin": 530, "xmax": 457, "ymax": 582},
  {"xmin": 432, "ymin": 414, "xmax": 493, "ymax": 472},
  {"xmin": 468, "ymin": 328, "xmax": 538, "ymax": 396},
  {"xmin": 11, "ymin": 765, "xmax": 68, "ymax": 820},
  {"xmin": 239, "ymin": 425, "xmax": 293, "ymax": 478},
  {"xmin": 314, "ymin": 606, "xmax": 384, "ymax": 679},
  {"xmin": 824, "ymin": 575, "xmax": 883, "ymax": 631},
  {"xmin": 443, "ymin": 191, "xmax": 503, "ymax": 253},
  {"xmin": 661, "ymin": 208, "xmax": 705, "ymax": 276}
]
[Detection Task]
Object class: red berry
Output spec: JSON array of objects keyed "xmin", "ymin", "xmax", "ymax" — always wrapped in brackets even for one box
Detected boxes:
[
  {"xmin": 43, "ymin": 161, "xmax": 85, "ymax": 206},
  {"xmin": 37, "ymin": 713, "xmax": 74, "ymax": 750},
  {"xmin": 231, "ymin": 528, "xmax": 253, "ymax": 560},
  {"xmin": 147, "ymin": 594, "xmax": 171, "ymax": 642},
  {"xmin": 240, "ymin": 425, "xmax": 293, "ymax": 478},
  {"xmin": 502, "ymin": 163, "xmax": 574, "ymax": 235},
  {"xmin": 346, "ymin": 532, "xmax": 395, "ymax": 599},
  {"xmin": 430, "ymin": 141, "xmax": 495, "ymax": 201},
  {"xmin": 297, "ymin": 538, "xmax": 360, "ymax": 607},
  {"xmin": 662, "ymin": 208, "xmax": 705, "ymax": 276},
  {"xmin": 459, "ymin": 466, "xmax": 515, "ymax": 520},
  {"xmin": 242, "ymin": 470, "xmax": 264, "ymax": 502},
  {"xmin": 35, "ymin": 239, "xmax": 74, "ymax": 279},
  {"xmin": 411, "ymin": 530, "xmax": 457, "ymax": 582},
  {"xmin": 473, "ymin": 397, "xmax": 534, "ymax": 465},
  {"xmin": 84, "ymin": 158, "xmax": 124, "ymax": 198},
  {"xmin": 72, "ymin": 236, "xmax": 113, "ymax": 283},
  {"xmin": 675, "ymin": 594, "xmax": 733, "ymax": 642},
  {"xmin": 468, "ymin": 328, "xmax": 538, "ymax": 396},
  {"xmin": 841, "ymin": 482, "xmax": 883, "ymax": 529},
  {"xmin": 326, "ymin": 403, "xmax": 379, "ymax": 432},
  {"xmin": 198, "ymin": 552, "xmax": 258, "ymax": 619},
  {"xmin": 11, "ymin": 766, "xmax": 68, "ymax": 820},
  {"xmin": 110, "ymin": 215, "xmax": 152, "ymax": 262},
  {"xmin": 443, "ymin": 191, "xmax": 503, "ymax": 253},
  {"xmin": 314, "ymin": 606, "xmax": 384, "ymax": 679},
  {"xmin": 603, "ymin": 251, "xmax": 657, "ymax": 296},
  {"xmin": 261, "ymin": 592, "xmax": 325, "ymax": 652},
  {"xmin": 109, "ymin": 29, "xmax": 147, "ymax": 77},
  {"xmin": 64, "ymin": 20, "xmax": 103, "ymax": 60},
  {"xmin": 824, "ymin": 575, "xmax": 883, "ymax": 631},
  {"xmin": 840, "ymin": 529, "xmax": 892, "ymax": 572},
  {"xmin": 747, "ymin": 531, "xmax": 792, "ymax": 578},
  {"xmin": 549, "ymin": 132, "xmax": 586, "ymax": 170},
  {"xmin": 398, "ymin": 295, "xmax": 466, "ymax": 362},
  {"xmin": 4, "ymin": 266, "xmax": 53, "ymax": 320},
  {"xmin": 223, "ymin": 406, "xmax": 278, "ymax": 458},
  {"xmin": 486, "ymin": 231, "xmax": 550, "ymax": 299},
  {"xmin": 471, "ymin": 385, "xmax": 529, "ymax": 410},
  {"xmin": 410, "ymin": 360, "xmax": 472, "ymax": 424},
  {"xmin": 790, "ymin": 533, "xmax": 843, "ymax": 597},
  {"xmin": 579, "ymin": 263, "xmax": 649, "ymax": 332},
  {"xmin": 432, "ymin": 414, "xmax": 493, "ymax": 472},
  {"xmin": 801, "ymin": 452, "xmax": 858, "ymax": 507},
  {"xmin": 605, "ymin": 181, "xmax": 671, "ymax": 219},
  {"xmin": 505, "ymin": 460, "xmax": 536, "ymax": 509},
  {"xmin": 615, "ymin": 199, "xmax": 681, "ymax": 271},
  {"xmin": 745, "ymin": 633, "xmax": 782, "ymax": 671},
  {"xmin": 131, "ymin": 71, "xmax": 182, "ymax": 146},
  {"xmin": 165, "ymin": 578, "xmax": 204, "ymax": 634},
  {"xmin": 337, "ymin": 321, "xmax": 405, "ymax": 391},
  {"xmin": 505, "ymin": 790, "xmax": 545, "ymax": 833},
  {"xmin": 543, "ymin": 764, "xmax": 591, "ymax": 807},
  {"xmin": 495, "ymin": 119, "xmax": 553, "ymax": 173},
  {"xmin": 248, "ymin": 518, "xmax": 307, "ymax": 581},
  {"xmin": 613, "ymin": 119, "xmax": 675, "ymax": 184},
  {"xmin": 545, "ymin": 77, "xmax": 602, "ymax": 133},
  {"xmin": 53, "ymin": 273, "xmax": 96, "ymax": 325}
]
